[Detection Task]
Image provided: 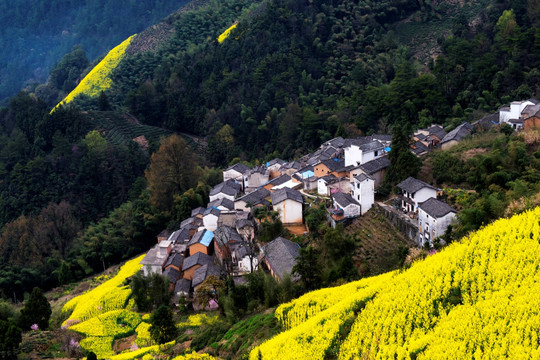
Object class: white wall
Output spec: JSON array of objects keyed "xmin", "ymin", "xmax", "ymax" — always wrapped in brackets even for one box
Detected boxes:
[
  {"xmin": 418, "ymin": 210, "xmax": 456, "ymax": 247},
  {"xmin": 223, "ymin": 169, "xmax": 242, "ymax": 182},
  {"xmin": 203, "ymin": 214, "xmax": 219, "ymax": 231},
  {"xmin": 343, "ymin": 204, "xmax": 361, "ymax": 218},
  {"xmin": 318, "ymin": 178, "xmax": 330, "ymax": 196},
  {"xmin": 209, "ymin": 192, "xmax": 235, "ymax": 203},
  {"xmin": 238, "ymin": 256, "xmax": 258, "ymax": 273},
  {"xmin": 500, "ymin": 100, "xmax": 535, "ymax": 124},
  {"xmin": 359, "ymin": 178, "xmax": 374, "ymax": 215},
  {"xmin": 274, "ymin": 200, "xmax": 303, "ymax": 224},
  {"xmin": 142, "ymin": 264, "xmax": 162, "ymax": 277},
  {"xmin": 344, "ymin": 145, "xmax": 362, "ymax": 167}
]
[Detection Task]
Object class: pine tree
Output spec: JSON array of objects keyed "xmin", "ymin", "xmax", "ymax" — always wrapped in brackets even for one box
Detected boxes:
[
  {"xmin": 19, "ymin": 287, "xmax": 51, "ymax": 331},
  {"xmin": 149, "ymin": 305, "xmax": 178, "ymax": 344}
]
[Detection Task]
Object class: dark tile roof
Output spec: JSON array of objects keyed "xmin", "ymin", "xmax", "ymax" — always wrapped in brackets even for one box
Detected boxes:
[
  {"xmin": 419, "ymin": 198, "xmax": 456, "ymax": 218},
  {"xmin": 182, "ymin": 252, "xmax": 214, "ymax": 271},
  {"xmin": 236, "ymin": 187, "xmax": 271, "ymax": 206},
  {"xmin": 344, "ymin": 138, "xmax": 384, "ymax": 152},
  {"xmin": 209, "ymin": 180, "xmax": 241, "ymax": 197},
  {"xmin": 322, "ymin": 137, "xmax": 345, "ymax": 148},
  {"xmin": 267, "ymin": 158, "xmax": 285, "ymax": 167},
  {"xmin": 191, "ymin": 207, "xmax": 206, "ymax": 217},
  {"xmin": 247, "ymin": 165, "xmax": 268, "ymax": 175},
  {"xmin": 192, "ymin": 263, "xmax": 221, "ymax": 288},
  {"xmin": 321, "ymin": 158, "xmax": 346, "ymax": 172},
  {"xmin": 188, "ymin": 229, "xmax": 214, "ymax": 247},
  {"xmin": 359, "ymin": 156, "xmax": 390, "ymax": 175},
  {"xmin": 207, "ymin": 197, "xmax": 234, "ymax": 210},
  {"xmin": 157, "ymin": 229, "xmax": 170, "ymax": 238},
  {"xmin": 180, "ymin": 216, "xmax": 203, "ymax": 228},
  {"xmin": 412, "ymin": 141, "xmax": 429, "ymax": 155},
  {"xmin": 163, "ymin": 267, "xmax": 179, "ymax": 284},
  {"xmin": 226, "ymin": 163, "xmax": 251, "ymax": 174},
  {"xmin": 320, "ymin": 174, "xmax": 338, "ymax": 183},
  {"xmin": 164, "ymin": 253, "xmax": 184, "ymax": 269},
  {"xmin": 509, "ymin": 118, "xmax": 524, "ymax": 124},
  {"xmin": 140, "ymin": 246, "xmax": 167, "ymax": 267},
  {"xmin": 262, "ymin": 237, "xmax": 300, "ymax": 280},
  {"xmin": 214, "ymin": 226, "xmax": 243, "ymax": 247},
  {"xmin": 281, "ymin": 160, "xmax": 301, "ymax": 170},
  {"xmin": 236, "ymin": 218, "xmax": 254, "ymax": 229},
  {"xmin": 271, "ymin": 188, "xmax": 303, "ymax": 205},
  {"xmin": 416, "ymin": 133, "xmax": 427, "ymax": 140},
  {"xmin": 174, "ymin": 278, "xmax": 191, "ymax": 294},
  {"xmin": 369, "ymin": 134, "xmax": 392, "ymax": 143},
  {"xmin": 441, "ymin": 122, "xmax": 473, "ymax": 143},
  {"xmin": 203, "ymin": 207, "xmax": 221, "ymax": 217},
  {"xmin": 333, "ymin": 192, "xmax": 360, "ymax": 208},
  {"xmin": 266, "ymin": 174, "xmax": 292, "ymax": 187},
  {"xmin": 427, "ymin": 125, "xmax": 446, "ymax": 140},
  {"xmin": 354, "ymin": 173, "xmax": 372, "ymax": 182},
  {"xmin": 396, "ymin": 177, "xmax": 439, "ymax": 193}
]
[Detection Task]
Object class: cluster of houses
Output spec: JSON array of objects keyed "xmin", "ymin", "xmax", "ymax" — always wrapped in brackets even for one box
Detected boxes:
[{"xmin": 139, "ymin": 98, "xmax": 539, "ymax": 304}]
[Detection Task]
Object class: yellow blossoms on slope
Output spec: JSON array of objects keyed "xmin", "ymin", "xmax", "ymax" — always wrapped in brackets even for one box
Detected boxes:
[
  {"xmin": 217, "ymin": 23, "xmax": 237, "ymax": 43},
  {"xmin": 52, "ymin": 34, "xmax": 136, "ymax": 111},
  {"xmin": 251, "ymin": 207, "xmax": 540, "ymax": 359}
]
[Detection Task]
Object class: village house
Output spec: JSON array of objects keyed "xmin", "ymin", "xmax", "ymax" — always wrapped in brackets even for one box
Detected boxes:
[
  {"xmin": 349, "ymin": 156, "xmax": 390, "ymax": 189},
  {"xmin": 163, "ymin": 267, "xmax": 180, "ymax": 291},
  {"xmin": 280, "ymin": 160, "xmax": 302, "ymax": 176},
  {"xmin": 244, "ymin": 166, "xmax": 270, "ymax": 191},
  {"xmin": 209, "ymin": 180, "xmax": 241, "ymax": 202},
  {"xmin": 235, "ymin": 216, "xmax": 256, "ymax": 242},
  {"xmin": 203, "ymin": 207, "xmax": 221, "ymax": 231},
  {"xmin": 440, "ymin": 122, "xmax": 473, "ymax": 150},
  {"xmin": 351, "ymin": 173, "xmax": 375, "ymax": 215},
  {"xmin": 156, "ymin": 230, "xmax": 170, "ymax": 243},
  {"xmin": 344, "ymin": 138, "xmax": 385, "ymax": 167},
  {"xmin": 499, "ymin": 99, "xmax": 539, "ymax": 130},
  {"xmin": 140, "ymin": 240, "xmax": 172, "ymax": 276},
  {"xmin": 207, "ymin": 197, "xmax": 234, "ymax": 211},
  {"xmin": 261, "ymin": 237, "xmax": 300, "ymax": 281},
  {"xmin": 522, "ymin": 103, "xmax": 540, "ymax": 130},
  {"xmin": 234, "ymin": 187, "xmax": 271, "ymax": 212},
  {"xmin": 174, "ymin": 278, "xmax": 191, "ymax": 300},
  {"xmin": 163, "ymin": 252, "xmax": 184, "ymax": 272},
  {"xmin": 213, "ymin": 226, "xmax": 243, "ymax": 266},
  {"xmin": 332, "ymin": 192, "xmax": 361, "ymax": 219},
  {"xmin": 396, "ymin": 177, "xmax": 440, "ymax": 213},
  {"xmin": 188, "ymin": 229, "xmax": 214, "ymax": 256},
  {"xmin": 417, "ymin": 198, "xmax": 457, "ymax": 247},
  {"xmin": 317, "ymin": 174, "xmax": 352, "ymax": 196},
  {"xmin": 182, "ymin": 252, "xmax": 215, "ymax": 281},
  {"xmin": 181, "ymin": 216, "xmax": 203, "ymax": 229},
  {"xmin": 271, "ymin": 188, "xmax": 304, "ymax": 225},
  {"xmin": 192, "ymin": 263, "xmax": 222, "ymax": 291},
  {"xmin": 191, "ymin": 206, "xmax": 206, "ymax": 219},
  {"xmin": 266, "ymin": 158, "xmax": 286, "ymax": 178},
  {"xmin": 263, "ymin": 174, "xmax": 292, "ymax": 191},
  {"xmin": 168, "ymin": 226, "xmax": 195, "ymax": 245},
  {"xmin": 313, "ymin": 158, "xmax": 348, "ymax": 178},
  {"xmin": 223, "ymin": 162, "xmax": 250, "ymax": 186}
]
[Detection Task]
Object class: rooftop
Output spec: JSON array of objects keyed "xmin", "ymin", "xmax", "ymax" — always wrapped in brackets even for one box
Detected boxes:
[
  {"xmin": 359, "ymin": 156, "xmax": 390, "ymax": 175},
  {"xmin": 225, "ymin": 162, "xmax": 251, "ymax": 174},
  {"xmin": 271, "ymin": 187, "xmax": 303, "ymax": 205},
  {"xmin": 441, "ymin": 122, "xmax": 473, "ymax": 143},
  {"xmin": 397, "ymin": 177, "xmax": 440, "ymax": 194},
  {"xmin": 192, "ymin": 263, "xmax": 221, "ymax": 288},
  {"xmin": 333, "ymin": 192, "xmax": 360, "ymax": 208},
  {"xmin": 182, "ymin": 252, "xmax": 214, "ymax": 271},
  {"xmin": 419, "ymin": 198, "xmax": 456, "ymax": 218},
  {"xmin": 236, "ymin": 186, "xmax": 271, "ymax": 206},
  {"xmin": 262, "ymin": 237, "xmax": 300, "ymax": 280},
  {"xmin": 188, "ymin": 229, "xmax": 214, "ymax": 247},
  {"xmin": 209, "ymin": 179, "xmax": 241, "ymax": 197}
]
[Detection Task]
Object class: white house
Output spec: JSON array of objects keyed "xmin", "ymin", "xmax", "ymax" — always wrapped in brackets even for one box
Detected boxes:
[
  {"xmin": 234, "ymin": 187, "xmax": 271, "ymax": 212},
  {"xmin": 352, "ymin": 174, "xmax": 375, "ymax": 215},
  {"xmin": 140, "ymin": 240, "xmax": 172, "ymax": 276},
  {"xmin": 223, "ymin": 163, "xmax": 250, "ymax": 184},
  {"xmin": 499, "ymin": 99, "xmax": 539, "ymax": 130},
  {"xmin": 396, "ymin": 177, "xmax": 440, "ymax": 213},
  {"xmin": 209, "ymin": 180, "xmax": 241, "ymax": 202},
  {"xmin": 344, "ymin": 138, "xmax": 384, "ymax": 167},
  {"xmin": 271, "ymin": 188, "xmax": 303, "ymax": 224},
  {"xmin": 332, "ymin": 192, "xmax": 361, "ymax": 218},
  {"xmin": 203, "ymin": 207, "xmax": 220, "ymax": 231},
  {"xmin": 417, "ymin": 198, "xmax": 457, "ymax": 247},
  {"xmin": 244, "ymin": 166, "xmax": 270, "ymax": 190}
]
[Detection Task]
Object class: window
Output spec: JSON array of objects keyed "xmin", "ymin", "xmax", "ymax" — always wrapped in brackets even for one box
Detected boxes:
[
  {"xmin": 426, "ymin": 224, "xmax": 429, "ymax": 232},
  {"xmin": 358, "ymin": 195, "xmax": 360, "ymax": 201},
  {"xmin": 374, "ymin": 150, "xmax": 379, "ymax": 157}
]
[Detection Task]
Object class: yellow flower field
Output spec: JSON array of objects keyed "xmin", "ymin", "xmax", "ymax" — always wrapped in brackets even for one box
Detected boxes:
[
  {"xmin": 251, "ymin": 207, "xmax": 540, "ymax": 359},
  {"xmin": 53, "ymin": 34, "xmax": 136, "ymax": 111},
  {"xmin": 217, "ymin": 23, "xmax": 237, "ymax": 43}
]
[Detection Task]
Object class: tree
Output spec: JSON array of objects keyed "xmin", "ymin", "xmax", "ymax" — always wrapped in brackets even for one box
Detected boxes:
[
  {"xmin": 194, "ymin": 275, "xmax": 225, "ymax": 310},
  {"xmin": 292, "ymin": 246, "xmax": 322, "ymax": 291},
  {"xmin": 19, "ymin": 287, "xmax": 51, "ymax": 331},
  {"xmin": 130, "ymin": 272, "xmax": 170, "ymax": 312},
  {"xmin": 149, "ymin": 305, "xmax": 178, "ymax": 344},
  {"xmin": 145, "ymin": 134, "xmax": 199, "ymax": 212},
  {"xmin": 382, "ymin": 123, "xmax": 421, "ymax": 189},
  {"xmin": 0, "ymin": 319, "xmax": 22, "ymax": 355}
]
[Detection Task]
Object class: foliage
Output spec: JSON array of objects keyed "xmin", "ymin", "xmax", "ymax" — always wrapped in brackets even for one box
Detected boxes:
[
  {"xmin": 130, "ymin": 272, "xmax": 171, "ymax": 312},
  {"xmin": 149, "ymin": 305, "xmax": 178, "ymax": 344},
  {"xmin": 0, "ymin": 319, "xmax": 22, "ymax": 354},
  {"xmin": 194, "ymin": 275, "xmax": 226, "ymax": 310},
  {"xmin": 19, "ymin": 287, "xmax": 51, "ymax": 331},
  {"xmin": 70, "ymin": 309, "xmax": 141, "ymax": 338},
  {"xmin": 250, "ymin": 207, "xmax": 540, "ymax": 359},
  {"xmin": 53, "ymin": 35, "xmax": 136, "ymax": 110}
]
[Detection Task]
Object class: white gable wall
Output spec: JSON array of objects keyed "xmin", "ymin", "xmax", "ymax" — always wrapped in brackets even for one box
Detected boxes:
[
  {"xmin": 209, "ymin": 192, "xmax": 235, "ymax": 203},
  {"xmin": 418, "ymin": 210, "xmax": 456, "ymax": 247},
  {"xmin": 273, "ymin": 199, "xmax": 302, "ymax": 224},
  {"xmin": 344, "ymin": 145, "xmax": 362, "ymax": 167},
  {"xmin": 203, "ymin": 214, "xmax": 219, "ymax": 231},
  {"xmin": 352, "ymin": 178, "xmax": 375, "ymax": 215}
]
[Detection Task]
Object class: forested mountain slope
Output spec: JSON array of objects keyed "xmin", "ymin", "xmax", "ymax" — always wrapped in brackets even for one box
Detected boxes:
[
  {"xmin": 63, "ymin": 0, "xmax": 539, "ymax": 166},
  {"xmin": 0, "ymin": 0, "xmax": 190, "ymax": 104}
]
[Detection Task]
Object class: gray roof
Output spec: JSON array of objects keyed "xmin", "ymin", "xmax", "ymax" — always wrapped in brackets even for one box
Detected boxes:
[
  {"xmin": 320, "ymin": 174, "xmax": 338, "ymax": 183},
  {"xmin": 427, "ymin": 125, "xmax": 446, "ymax": 140},
  {"xmin": 359, "ymin": 156, "xmax": 390, "ymax": 175},
  {"xmin": 344, "ymin": 138, "xmax": 384, "ymax": 152},
  {"xmin": 140, "ymin": 246, "xmax": 167, "ymax": 267},
  {"xmin": 236, "ymin": 186, "xmax": 271, "ymax": 206},
  {"xmin": 191, "ymin": 207, "xmax": 206, "ymax": 217},
  {"xmin": 419, "ymin": 198, "xmax": 456, "ymax": 218},
  {"xmin": 333, "ymin": 192, "xmax": 360, "ymax": 208},
  {"xmin": 262, "ymin": 237, "xmax": 300, "ymax": 280},
  {"xmin": 267, "ymin": 158, "xmax": 285, "ymax": 167},
  {"xmin": 168, "ymin": 227, "xmax": 192, "ymax": 243},
  {"xmin": 321, "ymin": 158, "xmax": 346, "ymax": 172},
  {"xmin": 441, "ymin": 122, "xmax": 473, "ymax": 143},
  {"xmin": 164, "ymin": 253, "xmax": 184, "ymax": 269},
  {"xmin": 412, "ymin": 141, "xmax": 429, "ymax": 155},
  {"xmin": 208, "ymin": 197, "xmax": 234, "ymax": 210},
  {"xmin": 214, "ymin": 226, "xmax": 243, "ymax": 248},
  {"xmin": 322, "ymin": 137, "xmax": 345, "ymax": 148},
  {"xmin": 266, "ymin": 174, "xmax": 292, "ymax": 187},
  {"xmin": 354, "ymin": 173, "xmax": 372, "ymax": 182},
  {"xmin": 397, "ymin": 177, "xmax": 440, "ymax": 193},
  {"xmin": 163, "ymin": 267, "xmax": 180, "ymax": 284},
  {"xmin": 369, "ymin": 134, "xmax": 392, "ymax": 143},
  {"xmin": 182, "ymin": 252, "xmax": 214, "ymax": 271},
  {"xmin": 281, "ymin": 160, "xmax": 301, "ymax": 170},
  {"xmin": 247, "ymin": 165, "xmax": 269, "ymax": 175},
  {"xmin": 226, "ymin": 163, "xmax": 251, "ymax": 174},
  {"xmin": 236, "ymin": 218, "xmax": 254, "ymax": 229},
  {"xmin": 192, "ymin": 263, "xmax": 221, "ymax": 288},
  {"xmin": 209, "ymin": 180, "xmax": 241, "ymax": 197},
  {"xmin": 203, "ymin": 207, "xmax": 221, "ymax": 217},
  {"xmin": 174, "ymin": 278, "xmax": 191, "ymax": 294},
  {"xmin": 180, "ymin": 217, "xmax": 203, "ymax": 228},
  {"xmin": 271, "ymin": 188, "xmax": 303, "ymax": 205}
]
